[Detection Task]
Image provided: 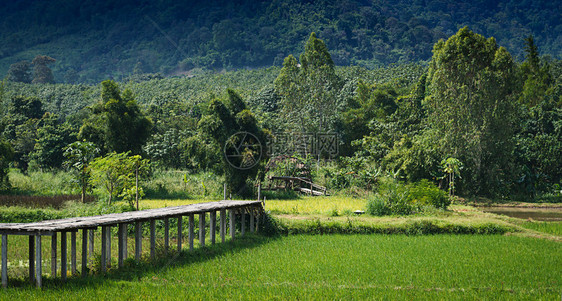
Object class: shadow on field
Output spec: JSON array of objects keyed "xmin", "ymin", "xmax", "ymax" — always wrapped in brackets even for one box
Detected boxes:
[{"xmin": 8, "ymin": 234, "xmax": 279, "ymax": 289}]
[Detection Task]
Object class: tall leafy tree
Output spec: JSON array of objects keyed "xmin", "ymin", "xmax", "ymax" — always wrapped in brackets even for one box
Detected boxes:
[
  {"xmin": 32, "ymin": 55, "xmax": 56, "ymax": 84},
  {"xmin": 519, "ymin": 35, "xmax": 553, "ymax": 108},
  {"xmin": 0, "ymin": 138, "xmax": 13, "ymax": 191},
  {"xmin": 63, "ymin": 141, "xmax": 99, "ymax": 203},
  {"xmin": 274, "ymin": 33, "xmax": 342, "ymax": 133},
  {"xmin": 79, "ymin": 80, "xmax": 152, "ymax": 154},
  {"xmin": 1, "ymin": 96, "xmax": 45, "ymax": 170},
  {"xmin": 424, "ymin": 27, "xmax": 519, "ymax": 196},
  {"xmin": 31, "ymin": 113, "xmax": 76, "ymax": 170},
  {"xmin": 6, "ymin": 60, "xmax": 32, "ymax": 83}
]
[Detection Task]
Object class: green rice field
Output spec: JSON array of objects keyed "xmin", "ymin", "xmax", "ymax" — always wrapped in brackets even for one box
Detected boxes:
[{"xmin": 2, "ymin": 234, "xmax": 560, "ymax": 300}]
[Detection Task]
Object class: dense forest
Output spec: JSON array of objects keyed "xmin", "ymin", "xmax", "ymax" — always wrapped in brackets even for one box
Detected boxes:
[
  {"xmin": 1, "ymin": 0, "xmax": 561, "ymax": 83},
  {"xmin": 0, "ymin": 27, "xmax": 561, "ymax": 205}
]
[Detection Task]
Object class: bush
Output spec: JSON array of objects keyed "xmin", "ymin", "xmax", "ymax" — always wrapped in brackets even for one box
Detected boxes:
[
  {"xmin": 366, "ymin": 178, "xmax": 449, "ymax": 216},
  {"xmin": 408, "ymin": 179, "xmax": 450, "ymax": 209},
  {"xmin": 365, "ymin": 194, "xmax": 390, "ymax": 216}
]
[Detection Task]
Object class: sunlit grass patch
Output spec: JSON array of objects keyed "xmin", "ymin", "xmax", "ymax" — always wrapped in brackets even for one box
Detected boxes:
[{"xmin": 264, "ymin": 196, "xmax": 366, "ymax": 215}]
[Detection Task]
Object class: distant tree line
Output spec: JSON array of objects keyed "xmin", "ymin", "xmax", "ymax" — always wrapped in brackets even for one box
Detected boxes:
[{"xmin": 0, "ymin": 29, "xmax": 560, "ymax": 201}]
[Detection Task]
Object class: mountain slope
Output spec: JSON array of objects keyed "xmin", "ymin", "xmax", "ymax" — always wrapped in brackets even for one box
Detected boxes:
[{"xmin": 1, "ymin": 0, "xmax": 560, "ymax": 83}]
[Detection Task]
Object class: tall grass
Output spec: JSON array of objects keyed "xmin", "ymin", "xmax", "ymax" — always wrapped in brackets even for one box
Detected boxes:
[
  {"xmin": 7, "ymin": 169, "xmax": 76, "ymax": 196},
  {"xmin": 520, "ymin": 221, "xmax": 562, "ymax": 236},
  {"xmin": 144, "ymin": 170, "xmax": 223, "ymax": 199}
]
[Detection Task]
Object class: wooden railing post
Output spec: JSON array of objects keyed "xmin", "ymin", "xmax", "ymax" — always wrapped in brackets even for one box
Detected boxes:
[
  {"xmin": 164, "ymin": 218, "xmax": 169, "ymax": 251},
  {"xmin": 35, "ymin": 235, "xmax": 42, "ymax": 288},
  {"xmin": 135, "ymin": 221, "xmax": 142, "ymax": 261},
  {"xmin": 150, "ymin": 219, "xmax": 156, "ymax": 260},
  {"xmin": 220, "ymin": 209, "xmax": 226, "ymax": 243},
  {"xmin": 29, "ymin": 235, "xmax": 35, "ymax": 284},
  {"xmin": 2, "ymin": 234, "xmax": 7, "ymax": 288},
  {"xmin": 61, "ymin": 231, "xmax": 67, "ymax": 281},
  {"xmin": 199, "ymin": 213, "xmax": 205, "ymax": 247},
  {"xmin": 101, "ymin": 227, "xmax": 107, "ymax": 272},
  {"xmin": 51, "ymin": 232, "xmax": 57, "ymax": 278},
  {"xmin": 210, "ymin": 211, "xmax": 216, "ymax": 244},
  {"xmin": 81, "ymin": 229, "xmax": 88, "ymax": 276},
  {"xmin": 71, "ymin": 231, "xmax": 77, "ymax": 276},
  {"xmin": 177, "ymin": 216, "xmax": 182, "ymax": 252},
  {"xmin": 229, "ymin": 210, "xmax": 235, "ymax": 241},
  {"xmin": 189, "ymin": 215, "xmax": 194, "ymax": 251}
]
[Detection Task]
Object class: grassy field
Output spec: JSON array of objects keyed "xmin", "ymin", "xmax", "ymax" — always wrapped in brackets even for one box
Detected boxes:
[
  {"xmin": 1, "ymin": 234, "xmax": 560, "ymax": 300},
  {"xmin": 0, "ymin": 195, "xmax": 560, "ymax": 299}
]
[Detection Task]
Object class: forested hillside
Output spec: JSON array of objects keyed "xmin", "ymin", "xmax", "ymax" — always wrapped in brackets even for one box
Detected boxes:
[{"xmin": 1, "ymin": 0, "xmax": 561, "ymax": 83}]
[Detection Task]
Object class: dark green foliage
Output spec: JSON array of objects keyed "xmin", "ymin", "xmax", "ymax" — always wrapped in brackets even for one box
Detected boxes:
[
  {"xmin": 31, "ymin": 55, "xmax": 56, "ymax": 84},
  {"xmin": 0, "ymin": 139, "xmax": 13, "ymax": 190},
  {"xmin": 277, "ymin": 218, "xmax": 512, "ymax": 235},
  {"xmin": 1, "ymin": 0, "xmax": 561, "ymax": 83},
  {"xmin": 365, "ymin": 178, "xmax": 448, "ymax": 216},
  {"xmin": 6, "ymin": 61, "xmax": 32, "ymax": 83},
  {"xmin": 30, "ymin": 113, "xmax": 76, "ymax": 170},
  {"xmin": 425, "ymin": 27, "xmax": 519, "ymax": 196},
  {"xmin": 79, "ymin": 80, "xmax": 152, "ymax": 154},
  {"xmin": 63, "ymin": 141, "xmax": 99, "ymax": 203},
  {"xmin": 186, "ymin": 90, "xmax": 266, "ymax": 197},
  {"xmin": 1, "ymin": 95, "xmax": 45, "ymax": 169}
]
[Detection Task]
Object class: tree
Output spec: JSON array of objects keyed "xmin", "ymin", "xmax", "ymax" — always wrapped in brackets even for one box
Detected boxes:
[
  {"xmin": 519, "ymin": 35, "xmax": 553, "ymax": 108},
  {"xmin": 31, "ymin": 113, "xmax": 76, "ymax": 170},
  {"xmin": 6, "ymin": 61, "xmax": 32, "ymax": 83},
  {"xmin": 441, "ymin": 157, "xmax": 463, "ymax": 198},
  {"xmin": 0, "ymin": 138, "xmax": 13, "ymax": 191},
  {"xmin": 1, "ymin": 96, "xmax": 45, "ymax": 170},
  {"xmin": 89, "ymin": 152, "xmax": 130, "ymax": 205},
  {"xmin": 32, "ymin": 55, "xmax": 56, "ymax": 84},
  {"xmin": 63, "ymin": 141, "xmax": 99, "ymax": 203},
  {"xmin": 424, "ymin": 27, "xmax": 519, "ymax": 196},
  {"xmin": 79, "ymin": 80, "xmax": 152, "ymax": 154},
  {"xmin": 186, "ymin": 91, "xmax": 266, "ymax": 197},
  {"xmin": 274, "ymin": 33, "xmax": 342, "ymax": 133}
]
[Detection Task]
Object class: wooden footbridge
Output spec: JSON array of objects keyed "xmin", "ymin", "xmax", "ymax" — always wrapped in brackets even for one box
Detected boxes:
[
  {"xmin": 266, "ymin": 176, "xmax": 328, "ymax": 196},
  {"xmin": 0, "ymin": 200, "xmax": 263, "ymax": 288}
]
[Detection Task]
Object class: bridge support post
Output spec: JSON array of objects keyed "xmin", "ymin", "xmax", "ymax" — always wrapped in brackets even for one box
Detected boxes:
[
  {"xmin": 220, "ymin": 209, "xmax": 226, "ymax": 243},
  {"xmin": 189, "ymin": 215, "xmax": 194, "ymax": 251},
  {"xmin": 61, "ymin": 231, "xmax": 67, "ymax": 281},
  {"xmin": 210, "ymin": 211, "xmax": 216, "ymax": 244},
  {"xmin": 199, "ymin": 213, "xmax": 205, "ymax": 247},
  {"xmin": 177, "ymin": 216, "xmax": 182, "ymax": 252},
  {"xmin": 229, "ymin": 210, "xmax": 235, "ymax": 241}
]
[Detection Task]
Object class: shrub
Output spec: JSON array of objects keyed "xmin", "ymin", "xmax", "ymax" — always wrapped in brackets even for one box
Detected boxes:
[
  {"xmin": 408, "ymin": 179, "xmax": 450, "ymax": 209},
  {"xmin": 366, "ymin": 178, "xmax": 450, "ymax": 216},
  {"xmin": 365, "ymin": 194, "xmax": 390, "ymax": 216}
]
